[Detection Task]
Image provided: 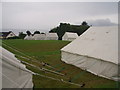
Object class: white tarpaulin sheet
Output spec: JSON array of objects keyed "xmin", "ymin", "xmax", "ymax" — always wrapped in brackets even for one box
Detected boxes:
[
  {"xmin": 0, "ymin": 46, "xmax": 33, "ymax": 88},
  {"xmin": 61, "ymin": 26, "xmax": 119, "ymax": 80}
]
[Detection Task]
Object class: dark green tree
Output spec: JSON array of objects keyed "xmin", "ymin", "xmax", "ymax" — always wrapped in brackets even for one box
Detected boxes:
[
  {"xmin": 49, "ymin": 27, "xmax": 58, "ymax": 33},
  {"xmin": 82, "ymin": 21, "xmax": 88, "ymax": 25},
  {"xmin": 57, "ymin": 23, "xmax": 70, "ymax": 40},
  {"xmin": 49, "ymin": 22, "xmax": 90, "ymax": 40},
  {"xmin": 41, "ymin": 32, "xmax": 45, "ymax": 34},
  {"xmin": 34, "ymin": 31, "xmax": 40, "ymax": 34},
  {"xmin": 19, "ymin": 32, "xmax": 26, "ymax": 39},
  {"xmin": 26, "ymin": 31, "xmax": 31, "ymax": 36}
]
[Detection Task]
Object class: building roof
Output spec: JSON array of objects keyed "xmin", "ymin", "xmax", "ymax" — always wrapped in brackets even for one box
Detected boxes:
[
  {"xmin": 0, "ymin": 31, "xmax": 13, "ymax": 37},
  {"xmin": 61, "ymin": 26, "xmax": 118, "ymax": 64}
]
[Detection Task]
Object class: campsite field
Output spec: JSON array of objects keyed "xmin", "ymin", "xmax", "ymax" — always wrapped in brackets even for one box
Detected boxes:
[{"xmin": 2, "ymin": 39, "xmax": 118, "ymax": 88}]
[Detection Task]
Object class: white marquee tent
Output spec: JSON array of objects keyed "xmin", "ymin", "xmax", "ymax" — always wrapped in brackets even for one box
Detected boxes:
[
  {"xmin": 33, "ymin": 34, "xmax": 46, "ymax": 40},
  {"xmin": 24, "ymin": 35, "xmax": 34, "ymax": 40},
  {"xmin": 62, "ymin": 32, "xmax": 78, "ymax": 41},
  {"xmin": 0, "ymin": 46, "xmax": 33, "ymax": 88},
  {"xmin": 61, "ymin": 26, "xmax": 119, "ymax": 81},
  {"xmin": 45, "ymin": 33, "xmax": 58, "ymax": 40}
]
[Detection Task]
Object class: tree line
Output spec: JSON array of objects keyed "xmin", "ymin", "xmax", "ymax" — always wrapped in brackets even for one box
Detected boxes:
[
  {"xmin": 8, "ymin": 21, "xmax": 90, "ymax": 40},
  {"xmin": 49, "ymin": 21, "xmax": 90, "ymax": 40},
  {"xmin": 18, "ymin": 31, "xmax": 45, "ymax": 39}
]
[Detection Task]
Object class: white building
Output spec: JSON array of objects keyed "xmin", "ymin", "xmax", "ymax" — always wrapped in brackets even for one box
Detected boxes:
[
  {"xmin": 61, "ymin": 26, "xmax": 119, "ymax": 81},
  {"xmin": 0, "ymin": 31, "xmax": 16, "ymax": 39},
  {"xmin": 62, "ymin": 32, "xmax": 78, "ymax": 41},
  {"xmin": 45, "ymin": 33, "xmax": 58, "ymax": 40}
]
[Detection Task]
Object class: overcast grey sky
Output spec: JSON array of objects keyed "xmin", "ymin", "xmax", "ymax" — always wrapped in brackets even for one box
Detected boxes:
[{"xmin": 2, "ymin": 2, "xmax": 118, "ymax": 33}]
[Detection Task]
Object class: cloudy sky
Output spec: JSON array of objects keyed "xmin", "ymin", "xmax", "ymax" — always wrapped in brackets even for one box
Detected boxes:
[{"xmin": 2, "ymin": 2, "xmax": 118, "ymax": 33}]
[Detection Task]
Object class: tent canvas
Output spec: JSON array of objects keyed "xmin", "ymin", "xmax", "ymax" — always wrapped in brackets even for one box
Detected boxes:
[
  {"xmin": 33, "ymin": 34, "xmax": 46, "ymax": 40},
  {"xmin": 24, "ymin": 35, "xmax": 34, "ymax": 40},
  {"xmin": 62, "ymin": 32, "xmax": 78, "ymax": 41},
  {"xmin": 0, "ymin": 46, "xmax": 2, "ymax": 90},
  {"xmin": 45, "ymin": 33, "xmax": 58, "ymax": 40},
  {"xmin": 1, "ymin": 46, "xmax": 33, "ymax": 88},
  {"xmin": 61, "ymin": 26, "xmax": 119, "ymax": 81}
]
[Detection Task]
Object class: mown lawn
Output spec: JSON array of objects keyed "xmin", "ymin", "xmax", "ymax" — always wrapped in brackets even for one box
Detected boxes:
[{"xmin": 2, "ymin": 39, "xmax": 118, "ymax": 88}]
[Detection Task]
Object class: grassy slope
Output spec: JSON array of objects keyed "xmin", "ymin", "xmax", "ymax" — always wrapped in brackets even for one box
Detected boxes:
[{"xmin": 2, "ymin": 39, "xmax": 118, "ymax": 88}]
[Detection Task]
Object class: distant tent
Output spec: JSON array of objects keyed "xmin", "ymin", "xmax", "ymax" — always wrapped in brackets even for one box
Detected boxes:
[
  {"xmin": 33, "ymin": 34, "xmax": 46, "ymax": 40},
  {"xmin": 45, "ymin": 33, "xmax": 58, "ymax": 40},
  {"xmin": 24, "ymin": 35, "xmax": 34, "ymax": 40},
  {"xmin": 1, "ymin": 46, "xmax": 33, "ymax": 88},
  {"xmin": 61, "ymin": 26, "xmax": 119, "ymax": 81},
  {"xmin": 62, "ymin": 32, "xmax": 78, "ymax": 41}
]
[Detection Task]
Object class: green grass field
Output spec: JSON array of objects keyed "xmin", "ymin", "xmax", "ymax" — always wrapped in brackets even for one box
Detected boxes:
[{"xmin": 2, "ymin": 39, "xmax": 118, "ymax": 88}]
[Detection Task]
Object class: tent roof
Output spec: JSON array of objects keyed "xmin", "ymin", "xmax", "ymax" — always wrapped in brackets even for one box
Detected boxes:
[
  {"xmin": 46, "ymin": 33, "xmax": 58, "ymax": 37},
  {"xmin": 64, "ymin": 32, "xmax": 78, "ymax": 38},
  {"xmin": 61, "ymin": 26, "xmax": 118, "ymax": 64},
  {"xmin": 34, "ymin": 34, "xmax": 46, "ymax": 37},
  {"xmin": 24, "ymin": 35, "xmax": 33, "ymax": 39}
]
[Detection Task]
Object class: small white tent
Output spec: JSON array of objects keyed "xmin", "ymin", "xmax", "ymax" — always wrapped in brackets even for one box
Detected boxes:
[
  {"xmin": 33, "ymin": 34, "xmax": 46, "ymax": 40},
  {"xmin": 45, "ymin": 33, "xmax": 58, "ymax": 40},
  {"xmin": 61, "ymin": 26, "xmax": 119, "ymax": 81},
  {"xmin": 24, "ymin": 35, "xmax": 34, "ymax": 40},
  {"xmin": 0, "ymin": 46, "xmax": 33, "ymax": 88},
  {"xmin": 62, "ymin": 32, "xmax": 78, "ymax": 41}
]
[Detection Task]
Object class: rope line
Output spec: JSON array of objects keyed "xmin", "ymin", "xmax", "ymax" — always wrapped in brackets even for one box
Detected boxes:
[
  {"xmin": 2, "ymin": 41, "xmax": 116, "ymax": 88},
  {"xmin": 16, "ymin": 57, "xmax": 83, "ymax": 87},
  {"xmin": 3, "ymin": 43, "xmax": 66, "ymax": 76},
  {"xmin": 71, "ymin": 61, "xmax": 98, "ymax": 81},
  {"xmin": 2, "ymin": 42, "xmax": 59, "ymax": 70},
  {"xmin": 2, "ymin": 42, "xmax": 83, "ymax": 87}
]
